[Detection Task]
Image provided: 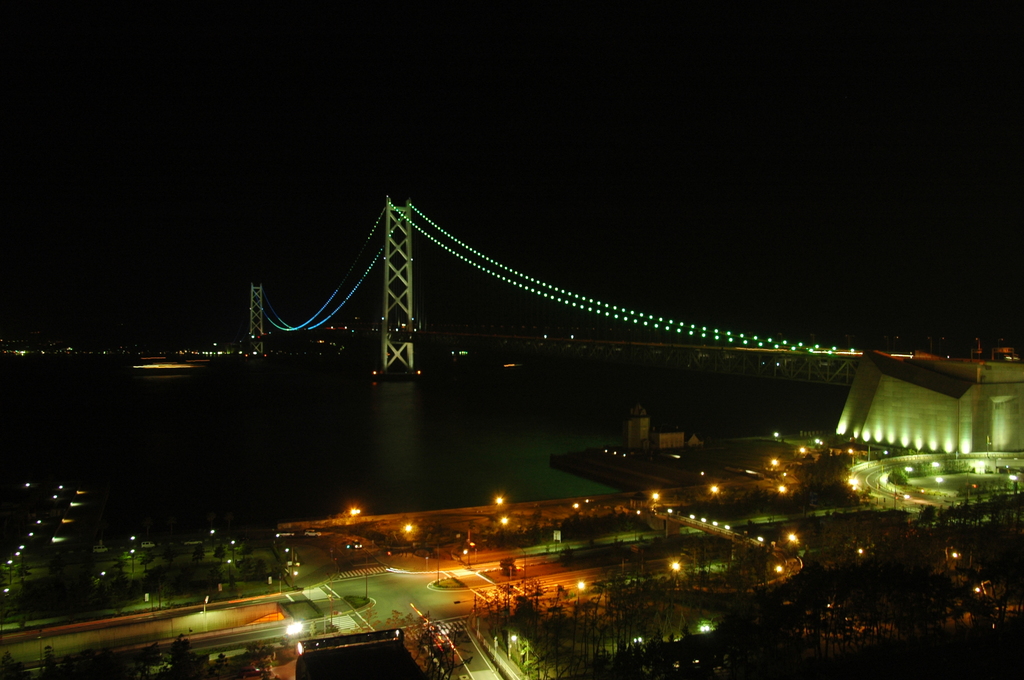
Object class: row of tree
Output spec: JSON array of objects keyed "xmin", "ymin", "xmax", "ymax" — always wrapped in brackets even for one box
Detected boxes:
[
  {"xmin": 5, "ymin": 542, "xmax": 272, "ymax": 625},
  {"xmin": 0, "ymin": 636, "xmax": 276, "ymax": 680},
  {"xmin": 472, "ymin": 492, "xmax": 1024, "ymax": 678}
]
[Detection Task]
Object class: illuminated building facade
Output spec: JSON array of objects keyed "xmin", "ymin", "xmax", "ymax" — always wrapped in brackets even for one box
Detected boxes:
[{"xmin": 837, "ymin": 350, "xmax": 1023, "ymax": 453}]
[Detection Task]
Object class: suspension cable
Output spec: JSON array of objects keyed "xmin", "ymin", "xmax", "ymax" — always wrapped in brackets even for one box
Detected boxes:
[
  {"xmin": 264, "ymin": 209, "xmax": 384, "ymax": 331},
  {"xmin": 410, "ymin": 203, "xmax": 831, "ymax": 352}
]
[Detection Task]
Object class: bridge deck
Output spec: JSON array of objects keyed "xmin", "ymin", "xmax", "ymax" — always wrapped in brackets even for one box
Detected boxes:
[{"xmin": 386, "ymin": 330, "xmax": 860, "ymax": 386}]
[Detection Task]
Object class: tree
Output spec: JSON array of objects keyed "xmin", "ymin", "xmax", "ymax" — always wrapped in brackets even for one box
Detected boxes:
[
  {"xmin": 206, "ymin": 512, "xmax": 216, "ymax": 534},
  {"xmin": 166, "ymin": 516, "xmax": 177, "ymax": 536},
  {"xmin": 0, "ymin": 650, "xmax": 29, "ymax": 680},
  {"xmin": 143, "ymin": 516, "xmax": 153, "ymax": 537},
  {"xmin": 160, "ymin": 635, "xmax": 204, "ymax": 680},
  {"xmin": 48, "ymin": 552, "xmax": 66, "ymax": 578},
  {"xmin": 39, "ymin": 646, "xmax": 59, "ymax": 680},
  {"xmin": 135, "ymin": 643, "xmax": 161, "ymax": 680},
  {"xmin": 888, "ymin": 468, "xmax": 909, "ymax": 486},
  {"xmin": 162, "ymin": 545, "xmax": 180, "ymax": 567},
  {"xmin": 73, "ymin": 648, "xmax": 129, "ymax": 680},
  {"xmin": 172, "ymin": 565, "xmax": 195, "ymax": 596},
  {"xmin": 145, "ymin": 566, "xmax": 168, "ymax": 609},
  {"xmin": 209, "ymin": 653, "xmax": 228, "ymax": 679},
  {"xmin": 224, "ymin": 512, "xmax": 234, "ymax": 535},
  {"xmin": 244, "ymin": 642, "xmax": 275, "ymax": 680},
  {"xmin": 191, "ymin": 544, "xmax": 206, "ymax": 565},
  {"xmin": 499, "ymin": 557, "xmax": 517, "ymax": 578},
  {"xmin": 207, "ymin": 566, "xmax": 223, "ymax": 589}
]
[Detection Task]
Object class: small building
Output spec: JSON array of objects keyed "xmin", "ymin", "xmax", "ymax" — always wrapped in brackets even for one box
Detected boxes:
[
  {"xmin": 650, "ymin": 428, "xmax": 687, "ymax": 449},
  {"xmin": 296, "ymin": 629, "xmax": 425, "ymax": 679}
]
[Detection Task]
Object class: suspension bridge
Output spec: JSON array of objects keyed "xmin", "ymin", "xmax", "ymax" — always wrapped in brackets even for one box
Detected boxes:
[{"xmin": 246, "ymin": 198, "xmax": 861, "ymax": 386}]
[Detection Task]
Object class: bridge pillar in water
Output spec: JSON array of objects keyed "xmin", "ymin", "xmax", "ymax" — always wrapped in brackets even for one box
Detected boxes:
[
  {"xmin": 249, "ymin": 282, "xmax": 264, "ymax": 356},
  {"xmin": 380, "ymin": 197, "xmax": 416, "ymax": 374}
]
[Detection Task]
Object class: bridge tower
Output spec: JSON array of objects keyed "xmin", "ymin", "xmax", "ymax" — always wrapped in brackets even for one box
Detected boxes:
[
  {"xmin": 380, "ymin": 197, "xmax": 416, "ymax": 374},
  {"xmin": 249, "ymin": 282, "xmax": 265, "ymax": 356}
]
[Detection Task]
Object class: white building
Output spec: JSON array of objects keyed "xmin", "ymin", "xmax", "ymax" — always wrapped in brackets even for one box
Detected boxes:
[{"xmin": 837, "ymin": 350, "xmax": 1023, "ymax": 453}]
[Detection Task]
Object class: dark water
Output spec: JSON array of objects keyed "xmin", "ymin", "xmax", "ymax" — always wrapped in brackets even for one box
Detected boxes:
[{"xmin": 2, "ymin": 355, "xmax": 847, "ymax": 537}]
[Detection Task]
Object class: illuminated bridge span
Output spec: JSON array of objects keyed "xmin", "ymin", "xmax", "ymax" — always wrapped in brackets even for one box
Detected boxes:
[
  {"xmin": 249, "ymin": 197, "xmax": 861, "ymax": 385},
  {"xmin": 247, "ymin": 197, "xmax": 1023, "ymax": 454}
]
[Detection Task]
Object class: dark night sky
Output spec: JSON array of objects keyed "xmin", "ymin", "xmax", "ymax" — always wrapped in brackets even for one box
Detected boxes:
[{"xmin": 3, "ymin": 6, "xmax": 1021, "ymax": 354}]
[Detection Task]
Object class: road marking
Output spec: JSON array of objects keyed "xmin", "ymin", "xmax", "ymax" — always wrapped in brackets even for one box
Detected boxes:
[
  {"xmin": 333, "ymin": 614, "xmax": 357, "ymax": 632},
  {"xmin": 335, "ymin": 566, "xmax": 386, "ymax": 580}
]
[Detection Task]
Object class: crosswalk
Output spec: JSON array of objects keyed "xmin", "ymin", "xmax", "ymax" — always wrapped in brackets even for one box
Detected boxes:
[
  {"xmin": 335, "ymin": 565, "xmax": 385, "ymax": 580},
  {"xmin": 432, "ymin": 617, "xmax": 468, "ymax": 639},
  {"xmin": 331, "ymin": 614, "xmax": 358, "ymax": 632}
]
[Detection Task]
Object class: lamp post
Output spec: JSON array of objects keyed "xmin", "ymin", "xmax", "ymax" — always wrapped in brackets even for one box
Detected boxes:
[
  {"xmin": 363, "ymin": 546, "xmax": 370, "ymax": 599},
  {"xmin": 670, "ymin": 562, "xmax": 680, "ymax": 636},
  {"xmin": 327, "ymin": 578, "xmax": 334, "ymax": 632},
  {"xmin": 1, "ymin": 588, "xmax": 8, "ymax": 642},
  {"xmin": 1011, "ymin": 475, "xmax": 1021, "ymax": 531},
  {"xmin": 573, "ymin": 581, "xmax": 586, "ymax": 662}
]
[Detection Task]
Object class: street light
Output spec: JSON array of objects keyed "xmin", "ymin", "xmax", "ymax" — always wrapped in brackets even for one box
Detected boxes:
[{"xmin": 1, "ymin": 588, "xmax": 8, "ymax": 642}]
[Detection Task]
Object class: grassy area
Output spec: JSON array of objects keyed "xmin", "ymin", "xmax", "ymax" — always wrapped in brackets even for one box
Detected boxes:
[
  {"xmin": 343, "ymin": 595, "xmax": 370, "ymax": 609},
  {"xmin": 433, "ymin": 577, "xmax": 467, "ymax": 589}
]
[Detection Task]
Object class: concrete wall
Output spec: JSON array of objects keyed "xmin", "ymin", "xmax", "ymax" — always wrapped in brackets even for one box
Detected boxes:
[
  {"xmin": 967, "ymin": 383, "xmax": 1023, "ymax": 452},
  {"xmin": 861, "ymin": 374, "xmax": 961, "ymax": 452}
]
